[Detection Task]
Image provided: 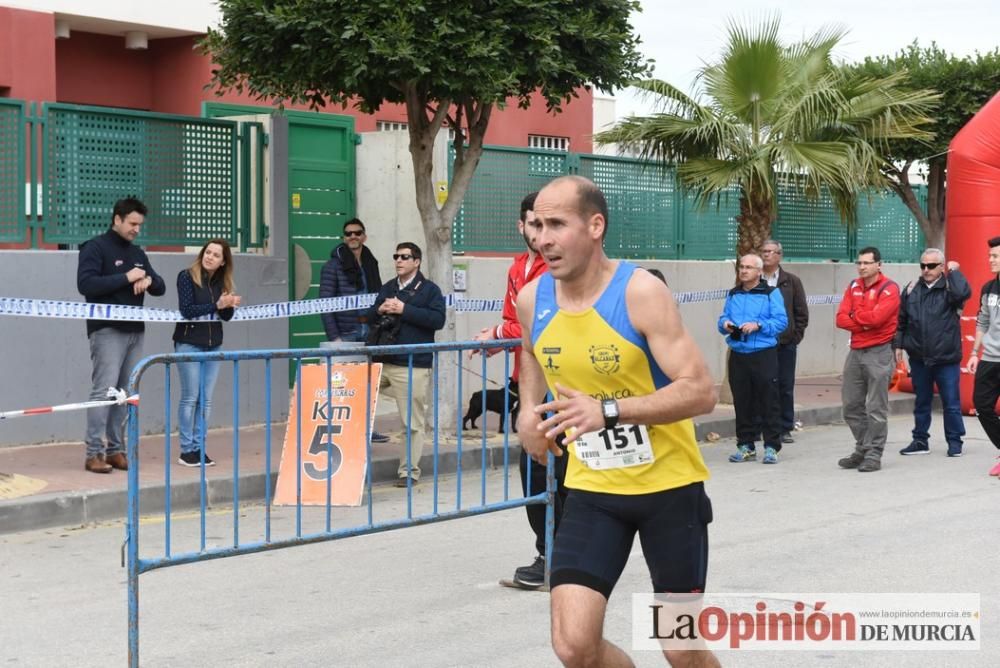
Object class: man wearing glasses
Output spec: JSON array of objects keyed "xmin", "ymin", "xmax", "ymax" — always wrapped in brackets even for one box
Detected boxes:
[
  {"xmin": 835, "ymin": 247, "xmax": 901, "ymax": 472},
  {"xmin": 718, "ymin": 254, "xmax": 788, "ymax": 464},
  {"xmin": 366, "ymin": 242, "xmax": 446, "ymax": 486},
  {"xmin": 760, "ymin": 240, "xmax": 809, "ymax": 444},
  {"xmin": 893, "ymin": 250, "xmax": 970, "ymax": 458}
]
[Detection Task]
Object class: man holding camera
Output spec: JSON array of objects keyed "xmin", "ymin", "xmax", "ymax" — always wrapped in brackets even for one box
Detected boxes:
[
  {"xmin": 366, "ymin": 242, "xmax": 446, "ymax": 486},
  {"xmin": 718, "ymin": 254, "xmax": 788, "ymax": 465}
]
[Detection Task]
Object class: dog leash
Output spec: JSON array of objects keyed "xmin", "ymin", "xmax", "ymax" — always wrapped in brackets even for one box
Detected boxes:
[{"xmin": 455, "ymin": 361, "xmax": 519, "ymax": 397}]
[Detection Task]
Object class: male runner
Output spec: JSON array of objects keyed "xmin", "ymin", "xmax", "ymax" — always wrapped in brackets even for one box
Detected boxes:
[{"xmin": 517, "ymin": 175, "xmax": 719, "ymax": 667}]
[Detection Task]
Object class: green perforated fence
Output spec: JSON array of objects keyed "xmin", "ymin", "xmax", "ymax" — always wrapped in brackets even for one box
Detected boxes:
[
  {"xmin": 451, "ymin": 146, "xmax": 926, "ymax": 261},
  {"xmin": 41, "ymin": 104, "xmax": 239, "ymax": 245},
  {"xmin": 0, "ymin": 100, "xmax": 25, "ymax": 243}
]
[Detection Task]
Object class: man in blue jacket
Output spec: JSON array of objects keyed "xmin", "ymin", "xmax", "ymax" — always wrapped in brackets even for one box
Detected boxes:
[
  {"xmin": 77, "ymin": 197, "xmax": 166, "ymax": 473},
  {"xmin": 718, "ymin": 254, "xmax": 788, "ymax": 464},
  {"xmin": 366, "ymin": 242, "xmax": 446, "ymax": 486}
]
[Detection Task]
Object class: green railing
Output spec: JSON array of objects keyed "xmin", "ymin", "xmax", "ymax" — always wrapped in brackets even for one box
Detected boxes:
[
  {"xmin": 0, "ymin": 100, "xmax": 266, "ymax": 249},
  {"xmin": 450, "ymin": 145, "xmax": 926, "ymax": 262},
  {"xmin": 0, "ymin": 100, "xmax": 26, "ymax": 243}
]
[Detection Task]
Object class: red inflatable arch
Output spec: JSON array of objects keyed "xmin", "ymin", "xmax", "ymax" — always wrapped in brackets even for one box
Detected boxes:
[{"xmin": 944, "ymin": 92, "xmax": 1000, "ymax": 414}]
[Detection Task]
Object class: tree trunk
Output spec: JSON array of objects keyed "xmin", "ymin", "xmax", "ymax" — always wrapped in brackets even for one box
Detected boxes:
[
  {"xmin": 887, "ymin": 163, "xmax": 941, "ymax": 250},
  {"xmin": 402, "ymin": 88, "xmax": 491, "ymax": 431},
  {"xmin": 926, "ymin": 161, "xmax": 946, "ymax": 251},
  {"xmin": 735, "ymin": 189, "xmax": 774, "ymax": 259}
]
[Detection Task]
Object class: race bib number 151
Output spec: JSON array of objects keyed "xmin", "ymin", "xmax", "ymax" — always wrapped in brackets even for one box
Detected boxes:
[{"xmin": 572, "ymin": 424, "xmax": 654, "ymax": 470}]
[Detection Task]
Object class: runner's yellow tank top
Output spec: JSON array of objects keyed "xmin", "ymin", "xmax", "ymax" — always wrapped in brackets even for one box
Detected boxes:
[{"xmin": 531, "ymin": 262, "xmax": 709, "ymax": 494}]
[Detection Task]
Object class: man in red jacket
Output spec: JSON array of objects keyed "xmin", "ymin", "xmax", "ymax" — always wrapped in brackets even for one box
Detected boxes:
[
  {"xmin": 471, "ymin": 192, "xmax": 565, "ymax": 588},
  {"xmin": 835, "ymin": 246, "xmax": 901, "ymax": 472}
]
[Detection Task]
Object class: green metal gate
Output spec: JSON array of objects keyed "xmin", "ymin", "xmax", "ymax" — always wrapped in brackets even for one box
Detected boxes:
[
  {"xmin": 205, "ymin": 103, "xmax": 357, "ymax": 360},
  {"xmin": 0, "ymin": 99, "xmax": 25, "ymax": 243}
]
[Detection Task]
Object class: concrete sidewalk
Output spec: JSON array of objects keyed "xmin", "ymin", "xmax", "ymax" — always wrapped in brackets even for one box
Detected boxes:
[{"xmin": 0, "ymin": 375, "xmax": 917, "ymax": 534}]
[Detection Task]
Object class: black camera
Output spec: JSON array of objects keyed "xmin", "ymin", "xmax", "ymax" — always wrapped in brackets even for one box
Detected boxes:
[
  {"xmin": 366, "ymin": 313, "xmax": 402, "ymax": 346},
  {"xmin": 727, "ymin": 323, "xmax": 742, "ymax": 342}
]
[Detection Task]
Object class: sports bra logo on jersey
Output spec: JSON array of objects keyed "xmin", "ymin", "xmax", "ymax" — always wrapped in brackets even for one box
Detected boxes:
[{"xmin": 589, "ymin": 344, "xmax": 621, "ymax": 375}]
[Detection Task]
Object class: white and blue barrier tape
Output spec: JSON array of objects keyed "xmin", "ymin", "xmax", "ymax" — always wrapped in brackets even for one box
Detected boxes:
[{"xmin": 0, "ymin": 290, "xmax": 840, "ymax": 322}]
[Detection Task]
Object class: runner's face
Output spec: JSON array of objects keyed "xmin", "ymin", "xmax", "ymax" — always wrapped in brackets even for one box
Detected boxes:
[{"xmin": 532, "ymin": 182, "xmax": 603, "ymax": 281}]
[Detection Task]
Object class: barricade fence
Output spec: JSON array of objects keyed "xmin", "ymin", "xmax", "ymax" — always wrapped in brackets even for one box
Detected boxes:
[{"xmin": 125, "ymin": 340, "xmax": 554, "ymax": 667}]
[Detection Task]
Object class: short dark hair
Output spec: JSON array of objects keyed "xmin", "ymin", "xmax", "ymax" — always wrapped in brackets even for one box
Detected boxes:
[
  {"xmin": 396, "ymin": 241, "xmax": 421, "ymax": 261},
  {"xmin": 519, "ymin": 192, "xmax": 538, "ymax": 222},
  {"xmin": 343, "ymin": 218, "xmax": 365, "ymax": 234},
  {"xmin": 111, "ymin": 197, "xmax": 147, "ymax": 225},
  {"xmin": 858, "ymin": 246, "xmax": 881, "ymax": 262},
  {"xmin": 988, "ymin": 237, "xmax": 1000, "ymax": 249}
]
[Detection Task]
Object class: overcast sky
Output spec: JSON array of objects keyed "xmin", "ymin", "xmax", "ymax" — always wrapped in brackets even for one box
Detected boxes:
[{"xmin": 611, "ymin": 0, "xmax": 1000, "ymax": 118}]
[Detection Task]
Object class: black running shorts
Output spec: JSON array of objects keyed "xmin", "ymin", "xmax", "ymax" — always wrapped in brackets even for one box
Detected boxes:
[{"xmin": 550, "ymin": 482, "xmax": 712, "ymax": 598}]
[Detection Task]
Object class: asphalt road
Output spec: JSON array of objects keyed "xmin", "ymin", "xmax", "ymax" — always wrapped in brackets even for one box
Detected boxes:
[{"xmin": 2, "ymin": 416, "xmax": 998, "ymax": 667}]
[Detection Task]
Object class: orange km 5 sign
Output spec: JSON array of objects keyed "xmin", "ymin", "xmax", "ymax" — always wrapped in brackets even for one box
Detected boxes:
[{"xmin": 274, "ymin": 363, "xmax": 382, "ymax": 507}]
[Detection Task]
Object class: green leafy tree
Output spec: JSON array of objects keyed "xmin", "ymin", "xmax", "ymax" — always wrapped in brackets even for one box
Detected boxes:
[
  {"xmin": 848, "ymin": 42, "xmax": 1000, "ymax": 248},
  {"xmin": 203, "ymin": 0, "xmax": 648, "ymax": 293},
  {"xmin": 595, "ymin": 18, "xmax": 938, "ymax": 258}
]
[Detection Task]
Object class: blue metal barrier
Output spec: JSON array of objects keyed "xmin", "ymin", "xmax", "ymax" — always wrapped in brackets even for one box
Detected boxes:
[{"xmin": 124, "ymin": 340, "xmax": 554, "ymax": 667}]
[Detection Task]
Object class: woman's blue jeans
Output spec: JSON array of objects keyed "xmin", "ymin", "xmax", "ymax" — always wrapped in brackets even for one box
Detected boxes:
[{"xmin": 175, "ymin": 342, "xmax": 222, "ymax": 454}]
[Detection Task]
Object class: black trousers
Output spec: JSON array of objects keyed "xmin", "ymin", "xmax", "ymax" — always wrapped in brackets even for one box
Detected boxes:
[
  {"xmin": 777, "ymin": 343, "xmax": 798, "ymax": 433},
  {"xmin": 973, "ymin": 360, "xmax": 1000, "ymax": 450},
  {"xmin": 520, "ymin": 446, "xmax": 567, "ymax": 556},
  {"xmin": 729, "ymin": 347, "xmax": 782, "ymax": 450}
]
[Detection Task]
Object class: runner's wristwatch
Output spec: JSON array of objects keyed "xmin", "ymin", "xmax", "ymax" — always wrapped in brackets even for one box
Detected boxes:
[{"xmin": 601, "ymin": 399, "xmax": 620, "ymax": 430}]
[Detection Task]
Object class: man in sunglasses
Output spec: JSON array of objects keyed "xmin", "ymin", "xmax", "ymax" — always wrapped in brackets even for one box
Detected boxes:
[
  {"xmin": 319, "ymin": 218, "xmax": 382, "ymax": 344},
  {"xmin": 835, "ymin": 246, "xmax": 901, "ymax": 472},
  {"xmin": 894, "ymin": 249, "xmax": 971, "ymax": 458},
  {"xmin": 365, "ymin": 242, "xmax": 446, "ymax": 486}
]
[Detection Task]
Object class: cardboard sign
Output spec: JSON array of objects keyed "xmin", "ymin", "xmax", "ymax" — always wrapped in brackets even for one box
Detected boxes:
[{"xmin": 274, "ymin": 363, "xmax": 381, "ymax": 507}]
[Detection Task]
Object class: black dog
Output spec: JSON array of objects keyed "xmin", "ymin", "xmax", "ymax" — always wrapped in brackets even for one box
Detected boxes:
[{"xmin": 462, "ymin": 380, "xmax": 519, "ymax": 433}]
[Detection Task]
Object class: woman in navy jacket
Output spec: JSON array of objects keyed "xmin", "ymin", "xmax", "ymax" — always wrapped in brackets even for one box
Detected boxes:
[{"xmin": 173, "ymin": 239, "xmax": 241, "ymax": 466}]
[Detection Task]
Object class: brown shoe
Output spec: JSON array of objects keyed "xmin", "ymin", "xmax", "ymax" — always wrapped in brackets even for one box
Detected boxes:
[
  {"xmin": 394, "ymin": 477, "xmax": 418, "ymax": 488},
  {"xmin": 105, "ymin": 452, "xmax": 128, "ymax": 471},
  {"xmin": 85, "ymin": 455, "xmax": 112, "ymax": 474}
]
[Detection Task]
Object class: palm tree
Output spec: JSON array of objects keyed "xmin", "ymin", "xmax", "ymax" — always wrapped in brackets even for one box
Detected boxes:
[{"xmin": 595, "ymin": 18, "xmax": 939, "ymax": 257}]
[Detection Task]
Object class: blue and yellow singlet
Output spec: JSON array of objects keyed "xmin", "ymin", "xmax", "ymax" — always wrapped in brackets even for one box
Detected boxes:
[{"xmin": 531, "ymin": 261, "xmax": 709, "ymax": 494}]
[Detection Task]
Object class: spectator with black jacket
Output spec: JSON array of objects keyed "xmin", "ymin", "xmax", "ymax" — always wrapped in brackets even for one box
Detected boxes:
[
  {"xmin": 894, "ymin": 249, "xmax": 970, "ymax": 458},
  {"xmin": 319, "ymin": 218, "xmax": 381, "ymax": 343},
  {"xmin": 173, "ymin": 239, "xmax": 242, "ymax": 467},
  {"xmin": 365, "ymin": 242, "xmax": 446, "ymax": 486},
  {"xmin": 760, "ymin": 240, "xmax": 809, "ymax": 443},
  {"xmin": 77, "ymin": 197, "xmax": 165, "ymax": 473}
]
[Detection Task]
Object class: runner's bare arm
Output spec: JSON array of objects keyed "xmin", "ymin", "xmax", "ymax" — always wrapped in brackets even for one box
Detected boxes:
[
  {"xmin": 622, "ymin": 271, "xmax": 717, "ymax": 424},
  {"xmin": 515, "ymin": 280, "xmax": 562, "ymax": 459},
  {"xmin": 536, "ymin": 270, "xmax": 716, "ymax": 442}
]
